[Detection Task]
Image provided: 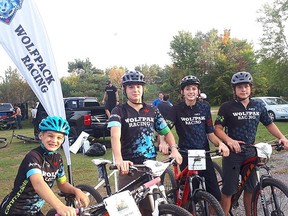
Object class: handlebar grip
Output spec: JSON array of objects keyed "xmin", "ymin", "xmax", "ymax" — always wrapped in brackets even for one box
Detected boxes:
[
  {"xmin": 143, "ymin": 177, "xmax": 161, "ymax": 188},
  {"xmin": 109, "ymin": 165, "xmax": 118, "ymax": 170},
  {"xmin": 55, "ymin": 208, "xmax": 80, "ymax": 216}
]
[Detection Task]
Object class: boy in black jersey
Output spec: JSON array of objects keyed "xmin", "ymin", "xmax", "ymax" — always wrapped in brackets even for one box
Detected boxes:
[
  {"xmin": 165, "ymin": 75, "xmax": 229, "ymax": 203},
  {"xmin": 214, "ymin": 71, "xmax": 288, "ymax": 216},
  {"xmin": 107, "ymin": 70, "xmax": 182, "ymax": 215},
  {"xmin": 0, "ymin": 116, "xmax": 89, "ymax": 216}
]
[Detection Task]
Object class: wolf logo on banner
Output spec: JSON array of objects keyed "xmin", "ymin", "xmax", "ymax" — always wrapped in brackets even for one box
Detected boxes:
[{"xmin": 0, "ymin": 0, "xmax": 23, "ymax": 24}]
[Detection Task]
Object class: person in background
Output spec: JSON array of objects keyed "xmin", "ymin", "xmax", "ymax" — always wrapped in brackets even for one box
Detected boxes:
[
  {"xmin": 108, "ymin": 70, "xmax": 182, "ymax": 215},
  {"xmin": 102, "ymin": 80, "xmax": 119, "ymax": 119},
  {"xmin": 31, "ymin": 105, "xmax": 37, "ymax": 125},
  {"xmin": 165, "ymin": 75, "xmax": 230, "ymax": 203},
  {"xmin": 12, "ymin": 104, "xmax": 22, "ymax": 129},
  {"xmin": 157, "ymin": 94, "xmax": 173, "ymax": 120},
  {"xmin": 214, "ymin": 71, "xmax": 288, "ymax": 216},
  {"xmin": 152, "ymin": 91, "xmax": 173, "ymax": 107},
  {"xmin": 0, "ymin": 116, "xmax": 89, "ymax": 216}
]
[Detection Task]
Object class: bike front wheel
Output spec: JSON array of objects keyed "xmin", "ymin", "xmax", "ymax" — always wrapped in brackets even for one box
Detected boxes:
[
  {"xmin": 251, "ymin": 178, "xmax": 288, "ymax": 216},
  {"xmin": 191, "ymin": 190, "xmax": 224, "ymax": 216},
  {"xmin": 159, "ymin": 203, "xmax": 191, "ymax": 216},
  {"xmin": 161, "ymin": 167, "xmax": 177, "ymax": 204}
]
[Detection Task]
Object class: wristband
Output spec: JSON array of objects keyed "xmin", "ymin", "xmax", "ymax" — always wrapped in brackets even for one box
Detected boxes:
[{"xmin": 170, "ymin": 144, "xmax": 178, "ymax": 149}]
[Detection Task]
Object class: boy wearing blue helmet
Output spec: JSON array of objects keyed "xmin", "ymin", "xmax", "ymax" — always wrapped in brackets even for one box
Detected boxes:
[{"xmin": 0, "ymin": 116, "xmax": 89, "ymax": 216}]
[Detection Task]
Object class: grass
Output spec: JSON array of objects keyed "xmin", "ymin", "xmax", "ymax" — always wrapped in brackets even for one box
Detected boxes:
[{"xmin": 0, "ymin": 112, "xmax": 287, "ymax": 213}]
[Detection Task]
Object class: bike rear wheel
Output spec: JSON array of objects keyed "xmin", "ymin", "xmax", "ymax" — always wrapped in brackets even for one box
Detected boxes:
[
  {"xmin": 159, "ymin": 203, "xmax": 191, "ymax": 216},
  {"xmin": 161, "ymin": 167, "xmax": 177, "ymax": 204},
  {"xmin": 251, "ymin": 178, "xmax": 288, "ymax": 216},
  {"xmin": 0, "ymin": 137, "xmax": 8, "ymax": 149},
  {"xmin": 191, "ymin": 190, "xmax": 224, "ymax": 216}
]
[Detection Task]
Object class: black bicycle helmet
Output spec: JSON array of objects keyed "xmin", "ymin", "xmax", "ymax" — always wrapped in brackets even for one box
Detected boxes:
[
  {"xmin": 122, "ymin": 70, "xmax": 146, "ymax": 86},
  {"xmin": 39, "ymin": 116, "xmax": 70, "ymax": 135},
  {"xmin": 180, "ymin": 75, "xmax": 200, "ymax": 90},
  {"xmin": 231, "ymin": 72, "xmax": 253, "ymax": 85}
]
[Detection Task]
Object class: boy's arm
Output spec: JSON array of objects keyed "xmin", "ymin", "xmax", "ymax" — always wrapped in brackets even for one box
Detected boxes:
[
  {"xmin": 266, "ymin": 123, "xmax": 288, "ymax": 150},
  {"xmin": 30, "ymin": 173, "xmax": 76, "ymax": 215},
  {"xmin": 110, "ymin": 126, "xmax": 133, "ymax": 174},
  {"xmin": 164, "ymin": 131, "xmax": 182, "ymax": 165}
]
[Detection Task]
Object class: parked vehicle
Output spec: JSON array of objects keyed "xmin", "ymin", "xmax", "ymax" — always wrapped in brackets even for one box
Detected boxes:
[
  {"xmin": 252, "ymin": 97, "xmax": 288, "ymax": 121},
  {"xmin": 34, "ymin": 97, "xmax": 110, "ymax": 145},
  {"xmin": 0, "ymin": 103, "xmax": 14, "ymax": 119}
]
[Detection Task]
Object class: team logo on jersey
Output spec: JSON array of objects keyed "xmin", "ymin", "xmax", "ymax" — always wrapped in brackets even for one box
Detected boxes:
[{"xmin": 0, "ymin": 0, "xmax": 23, "ymax": 24}]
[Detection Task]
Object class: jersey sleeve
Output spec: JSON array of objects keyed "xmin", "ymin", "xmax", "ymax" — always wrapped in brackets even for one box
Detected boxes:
[
  {"xmin": 154, "ymin": 107, "xmax": 170, "ymax": 135},
  {"xmin": 107, "ymin": 106, "xmax": 122, "ymax": 128},
  {"xmin": 214, "ymin": 103, "xmax": 227, "ymax": 126}
]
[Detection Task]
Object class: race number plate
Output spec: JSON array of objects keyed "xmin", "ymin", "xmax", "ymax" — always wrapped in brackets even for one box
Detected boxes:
[
  {"xmin": 104, "ymin": 190, "xmax": 141, "ymax": 216},
  {"xmin": 188, "ymin": 149, "xmax": 206, "ymax": 170}
]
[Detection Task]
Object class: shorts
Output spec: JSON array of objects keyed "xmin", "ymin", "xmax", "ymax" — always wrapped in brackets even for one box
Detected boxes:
[
  {"xmin": 180, "ymin": 155, "xmax": 221, "ymax": 201},
  {"xmin": 222, "ymin": 148, "xmax": 257, "ymax": 195},
  {"xmin": 105, "ymin": 102, "xmax": 116, "ymax": 112}
]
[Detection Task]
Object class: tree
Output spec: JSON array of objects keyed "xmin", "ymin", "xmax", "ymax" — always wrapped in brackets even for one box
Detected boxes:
[
  {"xmin": 257, "ymin": 0, "xmax": 288, "ymax": 95},
  {"xmin": 0, "ymin": 67, "xmax": 36, "ymax": 104}
]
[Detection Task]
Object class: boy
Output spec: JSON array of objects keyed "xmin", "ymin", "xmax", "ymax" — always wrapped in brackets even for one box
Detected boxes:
[{"xmin": 0, "ymin": 116, "xmax": 89, "ymax": 216}]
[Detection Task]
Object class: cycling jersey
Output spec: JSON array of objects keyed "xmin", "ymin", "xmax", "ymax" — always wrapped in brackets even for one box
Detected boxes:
[
  {"xmin": 166, "ymin": 101, "xmax": 214, "ymax": 150},
  {"xmin": 214, "ymin": 98, "xmax": 272, "ymax": 145},
  {"xmin": 107, "ymin": 102, "xmax": 170, "ymax": 163},
  {"xmin": 0, "ymin": 145, "xmax": 66, "ymax": 215}
]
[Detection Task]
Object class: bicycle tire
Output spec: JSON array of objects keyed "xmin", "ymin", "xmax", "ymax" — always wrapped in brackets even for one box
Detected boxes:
[
  {"xmin": 251, "ymin": 178, "xmax": 288, "ymax": 216},
  {"xmin": 76, "ymin": 184, "xmax": 103, "ymax": 205},
  {"xmin": 0, "ymin": 137, "xmax": 8, "ymax": 149},
  {"xmin": 213, "ymin": 161, "xmax": 223, "ymax": 188},
  {"xmin": 158, "ymin": 203, "xmax": 191, "ymax": 216},
  {"xmin": 161, "ymin": 167, "xmax": 177, "ymax": 204},
  {"xmin": 191, "ymin": 190, "xmax": 224, "ymax": 216}
]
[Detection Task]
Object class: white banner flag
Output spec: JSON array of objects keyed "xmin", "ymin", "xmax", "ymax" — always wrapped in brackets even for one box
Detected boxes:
[{"xmin": 0, "ymin": 0, "xmax": 71, "ymax": 165}]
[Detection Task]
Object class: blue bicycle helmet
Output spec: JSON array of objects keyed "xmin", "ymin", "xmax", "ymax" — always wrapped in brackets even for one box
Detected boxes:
[
  {"xmin": 231, "ymin": 72, "xmax": 253, "ymax": 85},
  {"xmin": 39, "ymin": 116, "xmax": 70, "ymax": 135},
  {"xmin": 180, "ymin": 75, "xmax": 200, "ymax": 90},
  {"xmin": 122, "ymin": 70, "xmax": 146, "ymax": 86}
]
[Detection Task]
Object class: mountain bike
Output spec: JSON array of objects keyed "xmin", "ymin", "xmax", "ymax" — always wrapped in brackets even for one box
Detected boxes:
[
  {"xmin": 165, "ymin": 149, "xmax": 224, "ymax": 216},
  {"xmin": 61, "ymin": 158, "xmax": 192, "ymax": 216},
  {"xmin": 216, "ymin": 142, "xmax": 288, "ymax": 216}
]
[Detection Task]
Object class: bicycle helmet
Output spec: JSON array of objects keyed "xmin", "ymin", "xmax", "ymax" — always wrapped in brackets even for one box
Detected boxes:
[
  {"xmin": 231, "ymin": 72, "xmax": 253, "ymax": 85},
  {"xmin": 122, "ymin": 70, "xmax": 146, "ymax": 86},
  {"xmin": 39, "ymin": 116, "xmax": 70, "ymax": 135},
  {"xmin": 180, "ymin": 75, "xmax": 200, "ymax": 90}
]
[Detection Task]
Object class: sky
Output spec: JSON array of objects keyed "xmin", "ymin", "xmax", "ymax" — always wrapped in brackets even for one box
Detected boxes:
[{"xmin": 0, "ymin": 0, "xmax": 270, "ymax": 78}]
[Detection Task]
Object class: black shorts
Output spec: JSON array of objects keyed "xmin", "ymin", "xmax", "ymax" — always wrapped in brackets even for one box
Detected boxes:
[
  {"xmin": 222, "ymin": 148, "xmax": 257, "ymax": 195},
  {"xmin": 180, "ymin": 155, "xmax": 221, "ymax": 201},
  {"xmin": 105, "ymin": 102, "xmax": 116, "ymax": 112}
]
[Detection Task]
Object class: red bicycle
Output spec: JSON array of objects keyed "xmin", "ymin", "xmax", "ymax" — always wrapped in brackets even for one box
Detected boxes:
[{"xmin": 166, "ymin": 149, "xmax": 224, "ymax": 216}]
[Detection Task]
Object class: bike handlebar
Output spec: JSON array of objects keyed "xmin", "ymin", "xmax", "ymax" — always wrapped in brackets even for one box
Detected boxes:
[{"xmin": 55, "ymin": 208, "xmax": 80, "ymax": 216}]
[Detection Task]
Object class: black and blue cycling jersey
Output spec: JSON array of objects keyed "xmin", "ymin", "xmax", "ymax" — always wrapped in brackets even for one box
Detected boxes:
[
  {"xmin": 107, "ymin": 102, "xmax": 170, "ymax": 164},
  {"xmin": 166, "ymin": 101, "xmax": 214, "ymax": 151},
  {"xmin": 0, "ymin": 145, "xmax": 66, "ymax": 215},
  {"xmin": 214, "ymin": 98, "xmax": 273, "ymax": 145}
]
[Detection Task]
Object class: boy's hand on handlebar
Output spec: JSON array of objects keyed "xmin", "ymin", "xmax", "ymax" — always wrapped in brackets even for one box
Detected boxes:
[
  {"xmin": 56, "ymin": 205, "xmax": 77, "ymax": 216},
  {"xmin": 115, "ymin": 159, "xmax": 134, "ymax": 174},
  {"xmin": 74, "ymin": 188, "xmax": 90, "ymax": 207},
  {"xmin": 279, "ymin": 137, "xmax": 288, "ymax": 150},
  {"xmin": 218, "ymin": 142, "xmax": 230, "ymax": 157},
  {"xmin": 227, "ymin": 139, "xmax": 245, "ymax": 153},
  {"xmin": 169, "ymin": 148, "xmax": 182, "ymax": 165}
]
